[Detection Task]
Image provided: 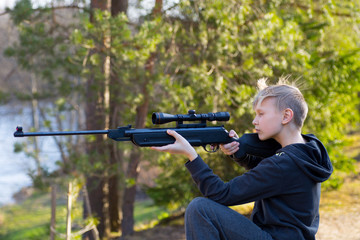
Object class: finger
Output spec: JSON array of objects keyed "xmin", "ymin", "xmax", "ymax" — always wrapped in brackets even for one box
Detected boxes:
[
  {"xmin": 166, "ymin": 129, "xmax": 184, "ymax": 140},
  {"xmin": 229, "ymin": 130, "xmax": 236, "ymax": 137},
  {"xmin": 228, "ymin": 146, "xmax": 239, "ymax": 154},
  {"xmin": 229, "ymin": 130, "xmax": 239, "ymax": 138},
  {"xmin": 222, "ymin": 148, "xmax": 238, "ymax": 155},
  {"xmin": 220, "ymin": 141, "xmax": 239, "ymax": 150},
  {"xmin": 229, "ymin": 142, "xmax": 240, "ymax": 151},
  {"xmin": 220, "ymin": 142, "xmax": 239, "ymax": 155},
  {"xmin": 150, "ymin": 145, "xmax": 171, "ymax": 152}
]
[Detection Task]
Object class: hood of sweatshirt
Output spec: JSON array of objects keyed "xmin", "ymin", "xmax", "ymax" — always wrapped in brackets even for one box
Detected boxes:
[{"xmin": 279, "ymin": 134, "xmax": 333, "ymax": 183}]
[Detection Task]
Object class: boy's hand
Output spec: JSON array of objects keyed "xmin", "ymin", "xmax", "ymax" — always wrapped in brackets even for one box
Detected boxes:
[
  {"xmin": 150, "ymin": 130, "xmax": 198, "ymax": 161},
  {"xmin": 220, "ymin": 130, "xmax": 240, "ymax": 155}
]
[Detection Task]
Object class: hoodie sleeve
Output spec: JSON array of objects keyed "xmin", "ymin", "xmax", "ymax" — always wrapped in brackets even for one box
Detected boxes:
[
  {"xmin": 230, "ymin": 154, "xmax": 264, "ymax": 170},
  {"xmin": 185, "ymin": 155, "xmax": 285, "ymax": 206}
]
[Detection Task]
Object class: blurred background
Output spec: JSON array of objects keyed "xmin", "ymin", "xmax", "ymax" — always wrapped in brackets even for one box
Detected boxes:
[{"xmin": 0, "ymin": 0, "xmax": 359, "ymax": 239}]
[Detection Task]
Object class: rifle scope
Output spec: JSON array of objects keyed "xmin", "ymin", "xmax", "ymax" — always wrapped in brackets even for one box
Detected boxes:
[{"xmin": 152, "ymin": 110, "xmax": 230, "ymax": 125}]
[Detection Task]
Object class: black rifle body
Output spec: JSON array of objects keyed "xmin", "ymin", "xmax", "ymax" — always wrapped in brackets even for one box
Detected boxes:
[
  {"xmin": 14, "ymin": 125, "xmax": 280, "ymax": 159},
  {"xmin": 14, "ymin": 110, "xmax": 281, "ymax": 159}
]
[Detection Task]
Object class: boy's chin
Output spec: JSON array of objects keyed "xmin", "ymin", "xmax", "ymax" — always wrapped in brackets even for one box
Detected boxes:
[{"xmin": 257, "ymin": 133, "xmax": 271, "ymax": 141}]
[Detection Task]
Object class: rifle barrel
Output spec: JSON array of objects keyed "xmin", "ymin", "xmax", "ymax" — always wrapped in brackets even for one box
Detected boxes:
[{"xmin": 14, "ymin": 126, "xmax": 109, "ymax": 137}]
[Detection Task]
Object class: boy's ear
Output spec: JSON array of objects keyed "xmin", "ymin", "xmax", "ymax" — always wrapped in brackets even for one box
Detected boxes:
[{"xmin": 282, "ymin": 108, "xmax": 293, "ymax": 125}]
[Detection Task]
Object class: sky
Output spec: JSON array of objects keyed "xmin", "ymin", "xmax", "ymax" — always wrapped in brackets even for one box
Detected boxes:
[
  {"xmin": 0, "ymin": 0, "xmax": 16, "ymax": 10},
  {"xmin": 0, "ymin": 0, "xmax": 75, "ymax": 10},
  {"xmin": 0, "ymin": 0, "xmax": 15, "ymax": 10},
  {"xmin": 0, "ymin": 0, "xmax": 160, "ymax": 18},
  {"xmin": 1, "ymin": 0, "xmax": 38, "ymax": 10},
  {"xmin": 0, "ymin": 0, "xmax": 175, "ymax": 22}
]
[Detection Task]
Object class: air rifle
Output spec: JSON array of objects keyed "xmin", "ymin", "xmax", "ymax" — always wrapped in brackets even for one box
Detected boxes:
[{"xmin": 14, "ymin": 110, "xmax": 281, "ymax": 159}]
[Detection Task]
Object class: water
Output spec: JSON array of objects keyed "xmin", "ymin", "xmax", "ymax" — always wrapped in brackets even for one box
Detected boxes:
[{"xmin": 0, "ymin": 104, "xmax": 59, "ymax": 206}]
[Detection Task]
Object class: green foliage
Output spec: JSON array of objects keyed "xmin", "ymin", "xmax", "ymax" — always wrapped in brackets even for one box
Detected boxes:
[
  {"xmin": 71, "ymin": 10, "xmax": 168, "ymax": 119},
  {"xmin": 146, "ymin": 157, "xmax": 200, "ymax": 209},
  {"xmin": 5, "ymin": 0, "xmax": 83, "ymax": 100},
  {"xmin": 146, "ymin": 0, "xmax": 360, "ymax": 209},
  {"xmin": 146, "ymin": 152, "xmax": 246, "ymax": 209},
  {"xmin": 6, "ymin": 0, "xmax": 360, "ymax": 216},
  {"xmin": 10, "ymin": 0, "xmax": 33, "ymax": 25}
]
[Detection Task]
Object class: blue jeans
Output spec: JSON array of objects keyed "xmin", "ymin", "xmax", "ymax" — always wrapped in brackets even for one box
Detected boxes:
[{"xmin": 185, "ymin": 197, "xmax": 273, "ymax": 240}]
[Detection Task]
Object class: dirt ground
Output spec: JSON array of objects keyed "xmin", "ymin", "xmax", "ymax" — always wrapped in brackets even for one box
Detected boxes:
[
  {"xmin": 126, "ymin": 168, "xmax": 360, "ymax": 240},
  {"xmin": 316, "ymin": 208, "xmax": 360, "ymax": 240},
  {"xmin": 316, "ymin": 176, "xmax": 360, "ymax": 240}
]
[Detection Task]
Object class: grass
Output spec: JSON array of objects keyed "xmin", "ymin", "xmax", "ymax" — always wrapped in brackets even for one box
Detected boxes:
[
  {"xmin": 133, "ymin": 199, "xmax": 167, "ymax": 230},
  {"xmin": 0, "ymin": 192, "xmax": 58, "ymax": 240},
  {"xmin": 0, "ymin": 192, "xmax": 166, "ymax": 240}
]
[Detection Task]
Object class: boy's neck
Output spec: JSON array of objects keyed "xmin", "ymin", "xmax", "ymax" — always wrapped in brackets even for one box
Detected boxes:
[{"xmin": 274, "ymin": 126, "xmax": 305, "ymax": 148}]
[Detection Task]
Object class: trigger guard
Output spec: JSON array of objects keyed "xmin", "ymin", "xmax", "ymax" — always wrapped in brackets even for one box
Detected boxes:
[{"xmin": 204, "ymin": 144, "xmax": 219, "ymax": 153}]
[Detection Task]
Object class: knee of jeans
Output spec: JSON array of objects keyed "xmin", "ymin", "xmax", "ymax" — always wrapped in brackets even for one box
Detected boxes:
[{"xmin": 186, "ymin": 197, "xmax": 209, "ymax": 215}]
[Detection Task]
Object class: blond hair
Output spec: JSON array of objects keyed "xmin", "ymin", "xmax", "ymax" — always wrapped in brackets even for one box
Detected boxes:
[{"xmin": 253, "ymin": 77, "xmax": 308, "ymax": 129}]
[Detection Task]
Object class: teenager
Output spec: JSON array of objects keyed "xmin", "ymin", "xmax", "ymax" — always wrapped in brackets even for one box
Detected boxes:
[{"xmin": 151, "ymin": 78, "xmax": 333, "ymax": 240}]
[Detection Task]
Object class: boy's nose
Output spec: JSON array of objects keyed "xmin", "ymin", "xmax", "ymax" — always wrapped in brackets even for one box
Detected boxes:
[{"xmin": 252, "ymin": 116, "xmax": 258, "ymax": 125}]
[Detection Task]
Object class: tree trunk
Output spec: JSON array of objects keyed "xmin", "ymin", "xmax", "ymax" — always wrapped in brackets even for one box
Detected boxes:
[
  {"xmin": 83, "ymin": 0, "xmax": 129, "ymax": 239},
  {"xmin": 84, "ymin": 175, "xmax": 106, "ymax": 239},
  {"xmin": 112, "ymin": 0, "xmax": 128, "ymax": 16},
  {"xmin": 121, "ymin": 150, "xmax": 142, "ymax": 236},
  {"xmin": 121, "ymin": 97, "xmax": 149, "ymax": 236},
  {"xmin": 50, "ymin": 185, "xmax": 56, "ymax": 240},
  {"xmin": 107, "ymin": 0, "xmax": 128, "ymax": 234},
  {"xmin": 83, "ymin": 79, "xmax": 108, "ymax": 239},
  {"xmin": 66, "ymin": 182, "xmax": 73, "ymax": 240},
  {"xmin": 120, "ymin": 0, "xmax": 162, "ymax": 236},
  {"xmin": 30, "ymin": 73, "xmax": 42, "ymax": 177},
  {"xmin": 83, "ymin": 0, "xmax": 110, "ymax": 238}
]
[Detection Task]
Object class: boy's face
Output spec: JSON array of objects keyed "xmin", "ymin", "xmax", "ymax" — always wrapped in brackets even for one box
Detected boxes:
[{"xmin": 252, "ymin": 97, "xmax": 283, "ymax": 141}]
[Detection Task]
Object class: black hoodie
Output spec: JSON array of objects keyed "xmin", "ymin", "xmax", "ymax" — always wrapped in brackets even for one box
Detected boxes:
[{"xmin": 185, "ymin": 134, "xmax": 333, "ymax": 240}]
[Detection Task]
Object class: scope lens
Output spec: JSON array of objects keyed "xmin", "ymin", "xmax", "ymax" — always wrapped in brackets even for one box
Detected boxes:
[
  {"xmin": 152, "ymin": 112, "xmax": 161, "ymax": 124},
  {"xmin": 213, "ymin": 112, "xmax": 230, "ymax": 121},
  {"xmin": 152, "ymin": 112, "xmax": 177, "ymax": 124}
]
